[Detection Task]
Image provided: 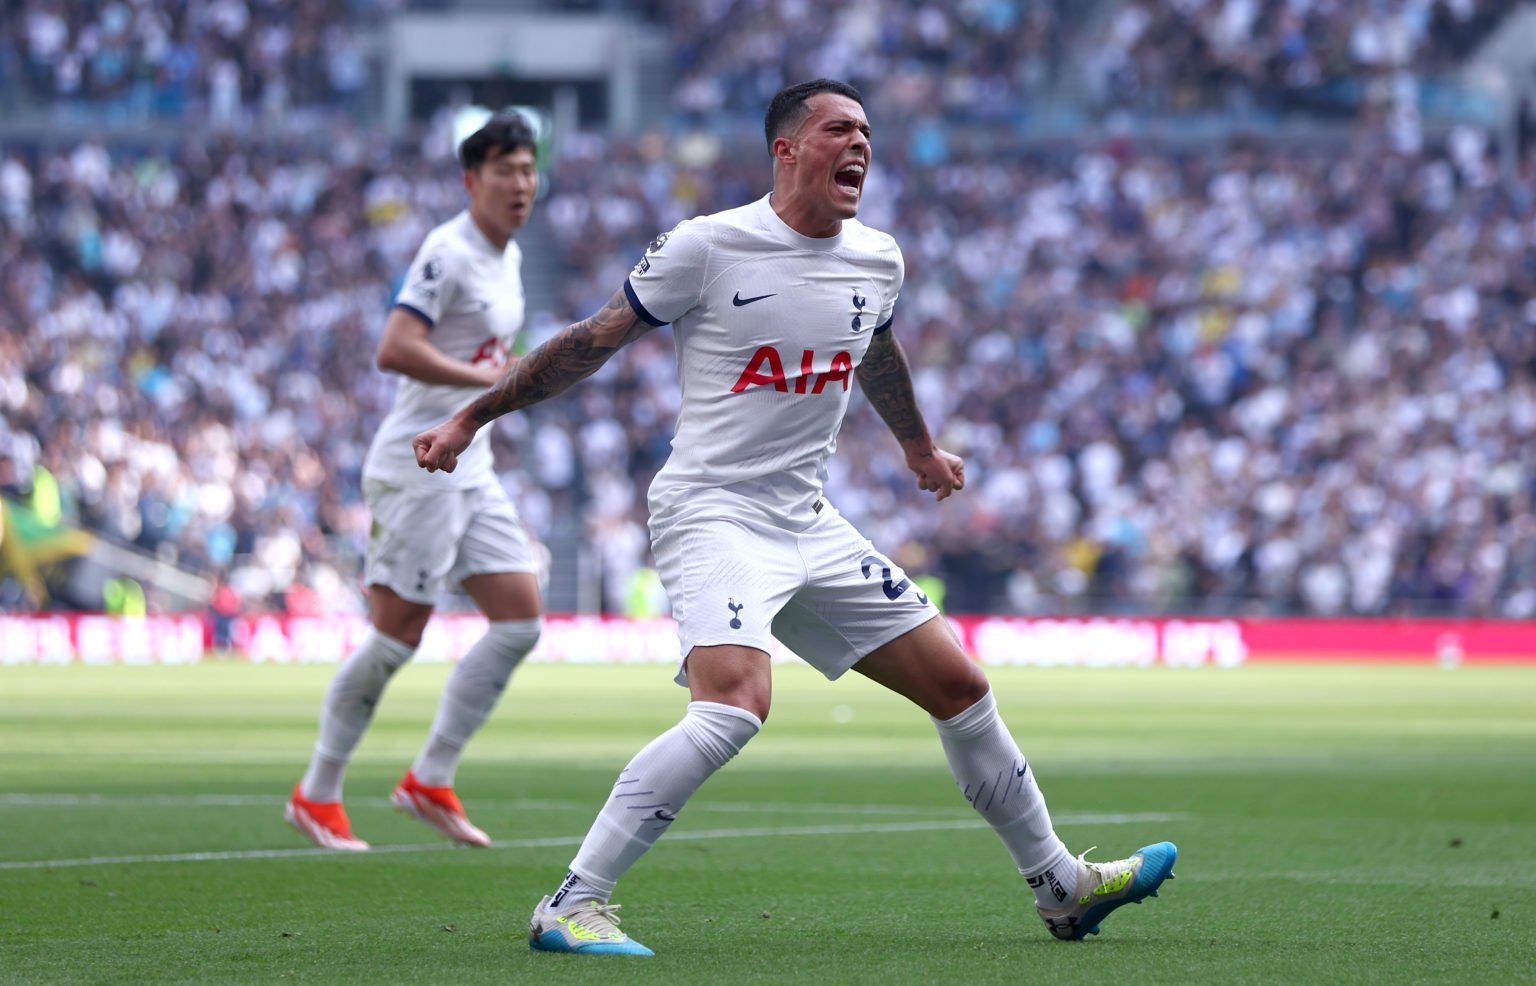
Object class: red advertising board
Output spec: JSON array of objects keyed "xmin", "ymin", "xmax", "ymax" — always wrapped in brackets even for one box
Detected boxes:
[{"xmin": 0, "ymin": 613, "xmax": 1531, "ymax": 666}]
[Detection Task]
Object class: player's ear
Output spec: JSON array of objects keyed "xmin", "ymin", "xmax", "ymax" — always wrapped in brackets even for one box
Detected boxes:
[
  {"xmin": 771, "ymin": 135, "xmax": 796, "ymax": 167},
  {"xmin": 462, "ymin": 169, "xmax": 475, "ymax": 195}
]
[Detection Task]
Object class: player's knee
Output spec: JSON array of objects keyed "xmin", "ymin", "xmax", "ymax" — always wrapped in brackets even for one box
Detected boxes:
[
  {"xmin": 928, "ymin": 664, "xmax": 991, "ymax": 720},
  {"xmin": 365, "ymin": 631, "xmax": 416, "ymax": 675},
  {"xmin": 689, "ymin": 690, "xmax": 769, "ymax": 724},
  {"xmin": 370, "ymin": 594, "xmax": 434, "ymax": 646},
  {"xmin": 704, "ymin": 685, "xmax": 771, "ymax": 724},
  {"xmin": 740, "ymin": 694, "xmax": 771, "ymax": 725},
  {"xmin": 729, "ymin": 673, "xmax": 772, "ymax": 724}
]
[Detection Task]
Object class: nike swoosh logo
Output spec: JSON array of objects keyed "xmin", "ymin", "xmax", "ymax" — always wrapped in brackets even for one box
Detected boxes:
[{"xmin": 732, "ymin": 291, "xmax": 776, "ymax": 307}]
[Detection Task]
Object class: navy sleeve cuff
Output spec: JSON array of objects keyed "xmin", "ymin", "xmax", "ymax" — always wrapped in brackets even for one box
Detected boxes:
[
  {"xmin": 392, "ymin": 302, "xmax": 435, "ymax": 328},
  {"xmin": 873, "ymin": 314, "xmax": 894, "ymax": 335},
  {"xmin": 624, "ymin": 279, "xmax": 668, "ymax": 327}
]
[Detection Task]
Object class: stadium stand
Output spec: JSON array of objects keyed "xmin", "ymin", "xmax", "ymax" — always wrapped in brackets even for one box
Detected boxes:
[
  {"xmin": 2, "ymin": 0, "xmax": 382, "ymax": 124},
  {"xmin": 3, "ymin": 1, "xmax": 1534, "ymax": 620},
  {"xmin": 1080, "ymin": 0, "xmax": 1507, "ymax": 115}
]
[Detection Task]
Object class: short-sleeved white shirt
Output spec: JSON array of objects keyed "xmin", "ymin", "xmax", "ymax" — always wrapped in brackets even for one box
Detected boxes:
[
  {"xmin": 364, "ymin": 211, "xmax": 525, "ymax": 489},
  {"xmin": 626, "ymin": 195, "xmax": 903, "ymax": 527}
]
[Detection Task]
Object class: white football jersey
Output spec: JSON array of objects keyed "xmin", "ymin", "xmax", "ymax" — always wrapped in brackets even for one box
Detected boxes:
[
  {"xmin": 627, "ymin": 195, "xmax": 903, "ymax": 525},
  {"xmin": 364, "ymin": 211, "xmax": 525, "ymax": 489}
]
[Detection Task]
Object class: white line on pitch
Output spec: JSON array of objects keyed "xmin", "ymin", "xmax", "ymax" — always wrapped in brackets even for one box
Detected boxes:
[
  {"xmin": 0, "ymin": 793, "xmax": 580, "ymax": 810},
  {"xmin": 0, "ymin": 793, "xmax": 1006, "ymax": 817},
  {"xmin": 0, "ymin": 813, "xmax": 1184, "ymax": 871}
]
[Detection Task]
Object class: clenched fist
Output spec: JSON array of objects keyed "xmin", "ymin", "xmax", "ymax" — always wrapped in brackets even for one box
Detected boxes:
[
  {"xmin": 908, "ymin": 447, "xmax": 965, "ymax": 502},
  {"xmin": 413, "ymin": 415, "xmax": 477, "ymax": 473}
]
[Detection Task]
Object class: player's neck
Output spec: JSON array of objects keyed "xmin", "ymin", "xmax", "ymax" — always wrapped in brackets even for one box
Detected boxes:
[
  {"xmin": 768, "ymin": 190, "xmax": 843, "ymax": 239},
  {"xmin": 468, "ymin": 207, "xmax": 512, "ymax": 250}
]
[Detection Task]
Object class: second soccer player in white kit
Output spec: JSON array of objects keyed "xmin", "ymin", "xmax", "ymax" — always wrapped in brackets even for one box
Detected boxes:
[{"xmin": 286, "ymin": 114, "xmax": 546, "ymax": 852}]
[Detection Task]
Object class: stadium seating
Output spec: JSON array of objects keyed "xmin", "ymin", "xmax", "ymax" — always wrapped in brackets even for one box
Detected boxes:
[{"xmin": 3, "ymin": 1, "xmax": 1533, "ymax": 619}]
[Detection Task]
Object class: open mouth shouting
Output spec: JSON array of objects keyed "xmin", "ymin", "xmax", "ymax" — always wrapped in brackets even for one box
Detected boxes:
[{"xmin": 834, "ymin": 161, "xmax": 865, "ymax": 203}]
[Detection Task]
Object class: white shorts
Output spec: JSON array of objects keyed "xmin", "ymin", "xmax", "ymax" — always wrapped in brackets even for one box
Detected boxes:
[
  {"xmin": 651, "ymin": 497, "xmax": 940, "ymax": 685},
  {"xmin": 362, "ymin": 478, "xmax": 538, "ymax": 605}
]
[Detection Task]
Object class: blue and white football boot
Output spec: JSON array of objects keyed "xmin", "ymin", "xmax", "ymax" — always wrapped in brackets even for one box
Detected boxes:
[
  {"xmin": 1037, "ymin": 842, "xmax": 1178, "ymax": 940},
  {"xmin": 528, "ymin": 895, "xmax": 655, "ymax": 956}
]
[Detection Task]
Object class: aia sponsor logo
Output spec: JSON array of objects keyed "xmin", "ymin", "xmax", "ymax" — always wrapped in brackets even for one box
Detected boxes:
[{"xmin": 731, "ymin": 346, "xmax": 853, "ymax": 394}]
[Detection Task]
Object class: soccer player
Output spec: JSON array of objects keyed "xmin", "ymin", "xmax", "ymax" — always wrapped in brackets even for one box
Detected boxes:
[
  {"xmin": 284, "ymin": 115, "xmax": 546, "ymax": 851},
  {"xmin": 414, "ymin": 81, "xmax": 1176, "ymax": 953}
]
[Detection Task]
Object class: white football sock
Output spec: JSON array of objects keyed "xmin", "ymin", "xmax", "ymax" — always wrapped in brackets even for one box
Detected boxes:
[
  {"xmin": 931, "ymin": 690, "xmax": 1074, "ymax": 908},
  {"xmin": 552, "ymin": 701, "xmax": 761, "ymax": 910},
  {"xmin": 412, "ymin": 618, "xmax": 542, "ymax": 788},
  {"xmin": 301, "ymin": 630, "xmax": 414, "ymax": 802}
]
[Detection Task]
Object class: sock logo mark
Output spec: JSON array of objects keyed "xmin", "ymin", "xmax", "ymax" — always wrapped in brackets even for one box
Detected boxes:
[
  {"xmin": 549, "ymin": 872, "xmax": 580, "ymax": 908},
  {"xmin": 1028, "ymin": 869, "xmax": 1069, "ymax": 902}
]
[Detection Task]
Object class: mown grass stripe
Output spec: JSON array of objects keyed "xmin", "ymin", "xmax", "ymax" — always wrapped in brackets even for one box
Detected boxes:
[{"xmin": 0, "ymin": 812, "xmax": 1184, "ymax": 870}]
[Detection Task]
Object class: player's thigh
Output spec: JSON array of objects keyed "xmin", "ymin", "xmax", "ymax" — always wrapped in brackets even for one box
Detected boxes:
[
  {"xmin": 852, "ymin": 616, "xmax": 989, "ymax": 719},
  {"xmin": 683, "ymin": 644, "xmax": 773, "ymax": 723},
  {"xmin": 652, "ymin": 514, "xmax": 803, "ymax": 685},
  {"xmin": 461, "ymin": 571, "xmax": 541, "ymax": 620},
  {"xmin": 770, "ymin": 507, "xmax": 941, "ymax": 682},
  {"xmin": 363, "ymin": 480, "xmax": 469, "ymax": 607}
]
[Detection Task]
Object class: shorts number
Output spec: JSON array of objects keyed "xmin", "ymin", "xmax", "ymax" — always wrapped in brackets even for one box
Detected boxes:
[{"xmin": 860, "ymin": 554, "xmax": 929, "ymax": 604}]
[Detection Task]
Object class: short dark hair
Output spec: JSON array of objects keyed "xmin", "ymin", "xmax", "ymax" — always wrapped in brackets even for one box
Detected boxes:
[
  {"xmin": 764, "ymin": 79, "xmax": 863, "ymax": 151},
  {"xmin": 458, "ymin": 113, "xmax": 538, "ymax": 171}
]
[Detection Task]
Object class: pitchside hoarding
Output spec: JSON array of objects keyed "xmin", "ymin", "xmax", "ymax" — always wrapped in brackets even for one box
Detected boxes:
[{"xmin": 0, "ymin": 614, "xmax": 1531, "ymax": 665}]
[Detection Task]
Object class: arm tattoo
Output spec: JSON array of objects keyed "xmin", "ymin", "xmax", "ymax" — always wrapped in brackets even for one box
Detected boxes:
[
  {"xmin": 467, "ymin": 289, "xmax": 652, "ymax": 426},
  {"xmin": 855, "ymin": 330, "xmax": 931, "ymax": 446}
]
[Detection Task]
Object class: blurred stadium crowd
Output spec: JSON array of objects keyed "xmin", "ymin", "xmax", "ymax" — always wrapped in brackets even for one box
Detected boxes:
[
  {"xmin": 0, "ymin": 0, "xmax": 384, "ymax": 123},
  {"xmin": 672, "ymin": 0, "xmax": 1499, "ymax": 119},
  {"xmin": 2, "ymin": 0, "xmax": 1533, "ymax": 620},
  {"xmin": 3, "ymin": 1, "xmax": 1501, "ymax": 123},
  {"xmin": 1083, "ymin": 0, "xmax": 1501, "ymax": 114}
]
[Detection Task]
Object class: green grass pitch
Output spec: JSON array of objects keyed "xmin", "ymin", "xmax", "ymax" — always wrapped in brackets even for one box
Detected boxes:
[{"xmin": 1, "ymin": 660, "xmax": 1532, "ymax": 984}]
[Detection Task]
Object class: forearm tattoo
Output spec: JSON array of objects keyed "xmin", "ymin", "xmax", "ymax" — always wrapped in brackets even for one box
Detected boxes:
[
  {"xmin": 855, "ymin": 330, "xmax": 931, "ymax": 445},
  {"xmin": 468, "ymin": 290, "xmax": 651, "ymax": 426}
]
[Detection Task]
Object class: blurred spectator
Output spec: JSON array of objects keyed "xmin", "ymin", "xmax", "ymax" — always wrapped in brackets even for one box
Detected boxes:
[{"xmin": 207, "ymin": 573, "xmax": 241, "ymax": 649}]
